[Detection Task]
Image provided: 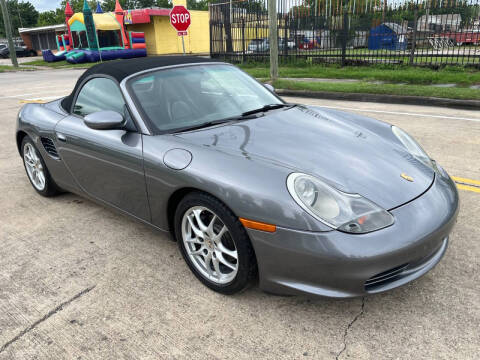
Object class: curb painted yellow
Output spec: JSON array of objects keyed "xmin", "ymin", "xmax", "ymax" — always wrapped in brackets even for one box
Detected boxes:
[
  {"xmin": 451, "ymin": 176, "xmax": 480, "ymax": 187},
  {"xmin": 19, "ymin": 100, "xmax": 47, "ymax": 104},
  {"xmin": 456, "ymin": 183, "xmax": 480, "ymax": 193}
]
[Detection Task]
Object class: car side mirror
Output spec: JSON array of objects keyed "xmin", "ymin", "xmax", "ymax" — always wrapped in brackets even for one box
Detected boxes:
[
  {"xmin": 84, "ymin": 110, "xmax": 125, "ymax": 130},
  {"xmin": 264, "ymin": 83, "xmax": 275, "ymax": 93}
]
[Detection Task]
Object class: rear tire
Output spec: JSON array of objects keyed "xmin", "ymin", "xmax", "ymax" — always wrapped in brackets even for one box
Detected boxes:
[
  {"xmin": 21, "ymin": 136, "xmax": 60, "ymax": 197},
  {"xmin": 175, "ymin": 191, "xmax": 257, "ymax": 295}
]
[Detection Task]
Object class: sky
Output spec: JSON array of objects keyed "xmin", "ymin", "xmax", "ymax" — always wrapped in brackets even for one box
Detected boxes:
[{"xmin": 30, "ymin": 0, "xmax": 63, "ymax": 12}]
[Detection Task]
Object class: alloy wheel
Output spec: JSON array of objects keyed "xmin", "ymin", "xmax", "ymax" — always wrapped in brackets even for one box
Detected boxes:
[
  {"xmin": 181, "ymin": 206, "xmax": 238, "ymax": 284},
  {"xmin": 23, "ymin": 143, "xmax": 46, "ymax": 191}
]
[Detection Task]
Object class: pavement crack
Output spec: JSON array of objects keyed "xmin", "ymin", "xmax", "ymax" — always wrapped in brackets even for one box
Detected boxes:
[
  {"xmin": 335, "ymin": 297, "xmax": 366, "ymax": 360},
  {"xmin": 0, "ymin": 285, "xmax": 96, "ymax": 354}
]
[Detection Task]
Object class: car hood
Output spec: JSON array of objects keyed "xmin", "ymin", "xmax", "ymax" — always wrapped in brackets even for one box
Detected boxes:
[{"xmin": 176, "ymin": 106, "xmax": 434, "ymax": 210}]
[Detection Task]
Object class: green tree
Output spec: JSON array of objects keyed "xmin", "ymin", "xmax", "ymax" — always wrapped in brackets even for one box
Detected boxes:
[
  {"xmin": 136, "ymin": 0, "xmax": 157, "ymax": 7},
  {"xmin": 37, "ymin": 9, "xmax": 65, "ymax": 26},
  {"xmin": 0, "ymin": 0, "xmax": 38, "ymax": 37},
  {"xmin": 187, "ymin": 0, "xmax": 209, "ymax": 11},
  {"xmin": 100, "ymin": 0, "xmax": 124, "ymax": 11},
  {"xmin": 101, "ymin": 0, "xmax": 171, "ymax": 10},
  {"xmin": 156, "ymin": 0, "xmax": 172, "ymax": 7}
]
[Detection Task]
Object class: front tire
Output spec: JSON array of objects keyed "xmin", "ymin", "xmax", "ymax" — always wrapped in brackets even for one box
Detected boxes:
[
  {"xmin": 175, "ymin": 192, "xmax": 257, "ymax": 295},
  {"xmin": 21, "ymin": 136, "xmax": 59, "ymax": 197}
]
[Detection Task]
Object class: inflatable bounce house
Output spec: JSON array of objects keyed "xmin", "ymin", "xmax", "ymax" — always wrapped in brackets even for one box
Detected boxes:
[{"xmin": 42, "ymin": 0, "xmax": 147, "ymax": 64}]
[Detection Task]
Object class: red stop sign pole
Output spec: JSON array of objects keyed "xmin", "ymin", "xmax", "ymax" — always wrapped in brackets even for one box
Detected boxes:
[{"xmin": 169, "ymin": 5, "xmax": 191, "ymax": 55}]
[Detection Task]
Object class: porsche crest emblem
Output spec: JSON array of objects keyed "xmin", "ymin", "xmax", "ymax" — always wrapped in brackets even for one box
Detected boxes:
[{"xmin": 401, "ymin": 173, "xmax": 414, "ymax": 182}]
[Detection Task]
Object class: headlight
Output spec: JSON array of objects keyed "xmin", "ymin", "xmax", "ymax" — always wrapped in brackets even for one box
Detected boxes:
[
  {"xmin": 287, "ymin": 173, "xmax": 394, "ymax": 234},
  {"xmin": 392, "ymin": 126, "xmax": 432, "ymax": 168}
]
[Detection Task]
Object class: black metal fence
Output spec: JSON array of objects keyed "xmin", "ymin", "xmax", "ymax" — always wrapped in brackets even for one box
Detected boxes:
[{"xmin": 209, "ymin": 0, "xmax": 480, "ymax": 66}]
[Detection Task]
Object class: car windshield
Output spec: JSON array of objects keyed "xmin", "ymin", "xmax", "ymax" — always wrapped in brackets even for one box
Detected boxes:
[{"xmin": 128, "ymin": 64, "xmax": 282, "ymax": 133}]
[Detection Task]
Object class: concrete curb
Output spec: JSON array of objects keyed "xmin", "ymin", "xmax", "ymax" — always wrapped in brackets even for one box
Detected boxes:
[{"xmin": 275, "ymin": 89, "xmax": 480, "ymax": 110}]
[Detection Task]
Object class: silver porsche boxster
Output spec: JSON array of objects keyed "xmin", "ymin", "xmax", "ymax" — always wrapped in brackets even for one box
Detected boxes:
[{"xmin": 16, "ymin": 57, "xmax": 459, "ymax": 298}]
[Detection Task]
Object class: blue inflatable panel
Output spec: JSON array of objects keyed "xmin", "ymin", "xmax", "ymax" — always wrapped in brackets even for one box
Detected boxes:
[
  {"xmin": 65, "ymin": 48, "xmax": 147, "ymax": 64},
  {"xmin": 65, "ymin": 51, "xmax": 87, "ymax": 64},
  {"xmin": 132, "ymin": 37, "xmax": 146, "ymax": 44},
  {"xmin": 42, "ymin": 49, "xmax": 66, "ymax": 62}
]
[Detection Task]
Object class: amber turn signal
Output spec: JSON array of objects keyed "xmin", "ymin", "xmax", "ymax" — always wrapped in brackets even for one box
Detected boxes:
[{"xmin": 239, "ymin": 218, "xmax": 276, "ymax": 233}]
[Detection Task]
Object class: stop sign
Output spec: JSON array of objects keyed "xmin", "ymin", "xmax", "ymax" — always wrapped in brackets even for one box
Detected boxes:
[{"xmin": 170, "ymin": 6, "xmax": 191, "ymax": 35}]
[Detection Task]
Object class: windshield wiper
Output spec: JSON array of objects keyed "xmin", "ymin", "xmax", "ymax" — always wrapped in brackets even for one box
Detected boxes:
[
  {"xmin": 241, "ymin": 103, "xmax": 295, "ymax": 116},
  {"xmin": 172, "ymin": 114, "xmax": 258, "ymax": 133},
  {"xmin": 173, "ymin": 119, "xmax": 234, "ymax": 133}
]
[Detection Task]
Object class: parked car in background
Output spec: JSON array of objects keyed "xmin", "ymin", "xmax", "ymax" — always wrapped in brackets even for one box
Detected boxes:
[
  {"xmin": 278, "ymin": 38, "xmax": 296, "ymax": 50},
  {"xmin": 248, "ymin": 38, "xmax": 295, "ymax": 53},
  {"xmin": 248, "ymin": 38, "xmax": 269, "ymax": 53},
  {"xmin": 442, "ymin": 29, "xmax": 480, "ymax": 45},
  {"xmin": 298, "ymin": 36, "xmax": 316, "ymax": 49},
  {"xmin": 0, "ymin": 44, "xmax": 36, "ymax": 58}
]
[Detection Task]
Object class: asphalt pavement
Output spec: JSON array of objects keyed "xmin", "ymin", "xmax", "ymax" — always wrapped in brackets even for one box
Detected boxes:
[{"xmin": 0, "ymin": 69, "xmax": 479, "ymax": 359}]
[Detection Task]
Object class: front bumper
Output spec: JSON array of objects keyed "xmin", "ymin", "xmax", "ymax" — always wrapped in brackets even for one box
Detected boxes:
[{"xmin": 249, "ymin": 173, "xmax": 459, "ymax": 298}]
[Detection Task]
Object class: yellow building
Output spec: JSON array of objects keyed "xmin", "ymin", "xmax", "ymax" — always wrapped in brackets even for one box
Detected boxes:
[{"xmin": 125, "ymin": 0, "xmax": 210, "ymax": 55}]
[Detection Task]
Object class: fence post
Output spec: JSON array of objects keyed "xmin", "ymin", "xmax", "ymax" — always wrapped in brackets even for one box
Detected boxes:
[
  {"xmin": 409, "ymin": 8, "xmax": 418, "ymax": 66},
  {"xmin": 221, "ymin": 3, "xmax": 233, "ymax": 53},
  {"xmin": 242, "ymin": 18, "xmax": 245, "ymax": 63},
  {"xmin": 209, "ymin": 3, "xmax": 213, "ymax": 57},
  {"xmin": 341, "ymin": 5, "xmax": 349, "ymax": 67},
  {"xmin": 268, "ymin": 0, "xmax": 279, "ymax": 80}
]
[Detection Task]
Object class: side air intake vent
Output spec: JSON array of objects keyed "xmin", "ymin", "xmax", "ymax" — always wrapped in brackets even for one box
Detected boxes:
[
  {"xmin": 40, "ymin": 137, "xmax": 59, "ymax": 159},
  {"xmin": 365, "ymin": 263, "xmax": 409, "ymax": 291}
]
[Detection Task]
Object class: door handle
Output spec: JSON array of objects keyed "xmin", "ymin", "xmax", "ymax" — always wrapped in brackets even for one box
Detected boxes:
[{"xmin": 56, "ymin": 132, "xmax": 67, "ymax": 142}]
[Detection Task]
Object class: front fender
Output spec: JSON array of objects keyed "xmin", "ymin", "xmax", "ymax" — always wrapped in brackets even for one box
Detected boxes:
[
  {"xmin": 16, "ymin": 101, "xmax": 79, "ymax": 192},
  {"xmin": 143, "ymin": 135, "xmax": 332, "ymax": 233},
  {"xmin": 16, "ymin": 102, "xmax": 66, "ymax": 149}
]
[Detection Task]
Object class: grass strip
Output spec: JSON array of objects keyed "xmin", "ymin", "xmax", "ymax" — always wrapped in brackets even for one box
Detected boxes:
[
  {"xmin": 241, "ymin": 64, "xmax": 480, "ymax": 86},
  {"xmin": 273, "ymin": 79, "xmax": 480, "ymax": 100},
  {"xmin": 21, "ymin": 60, "xmax": 99, "ymax": 69},
  {"xmin": 0, "ymin": 65, "xmax": 24, "ymax": 72}
]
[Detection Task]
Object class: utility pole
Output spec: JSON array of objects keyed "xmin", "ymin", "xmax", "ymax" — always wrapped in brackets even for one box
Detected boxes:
[
  {"xmin": 0, "ymin": 0, "xmax": 18, "ymax": 67},
  {"xmin": 268, "ymin": 0, "xmax": 278, "ymax": 81}
]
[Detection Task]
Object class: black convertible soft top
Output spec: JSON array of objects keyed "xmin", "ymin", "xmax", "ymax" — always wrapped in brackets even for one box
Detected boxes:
[{"xmin": 61, "ymin": 56, "xmax": 219, "ymax": 112}]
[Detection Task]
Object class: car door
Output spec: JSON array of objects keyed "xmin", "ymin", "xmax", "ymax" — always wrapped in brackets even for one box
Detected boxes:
[{"xmin": 55, "ymin": 76, "xmax": 150, "ymax": 222}]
